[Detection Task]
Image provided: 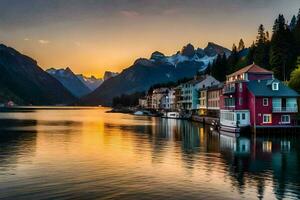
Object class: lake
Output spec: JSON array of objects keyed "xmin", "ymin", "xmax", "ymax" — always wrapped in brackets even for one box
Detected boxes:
[{"xmin": 0, "ymin": 107, "xmax": 299, "ymax": 199}]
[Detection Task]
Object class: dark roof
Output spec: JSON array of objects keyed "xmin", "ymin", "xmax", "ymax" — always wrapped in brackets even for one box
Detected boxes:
[
  {"xmin": 228, "ymin": 64, "xmax": 273, "ymax": 77},
  {"xmin": 184, "ymin": 76, "xmax": 207, "ymax": 85},
  {"xmin": 247, "ymin": 79, "xmax": 299, "ymax": 97},
  {"xmin": 208, "ymin": 83, "xmax": 224, "ymax": 91},
  {"xmin": 199, "ymin": 82, "xmax": 224, "ymax": 91}
]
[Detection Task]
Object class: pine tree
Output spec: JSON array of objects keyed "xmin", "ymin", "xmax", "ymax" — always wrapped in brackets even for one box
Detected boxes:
[
  {"xmin": 253, "ymin": 24, "xmax": 270, "ymax": 68},
  {"xmin": 294, "ymin": 9, "xmax": 300, "ymax": 55},
  {"xmin": 238, "ymin": 39, "xmax": 245, "ymax": 51},
  {"xmin": 221, "ymin": 53, "xmax": 229, "ymax": 76},
  {"xmin": 211, "ymin": 54, "xmax": 222, "ymax": 81},
  {"xmin": 257, "ymin": 24, "xmax": 267, "ymax": 43},
  {"xmin": 227, "ymin": 44, "xmax": 239, "ymax": 73},
  {"xmin": 266, "ymin": 31, "xmax": 270, "ymax": 41},
  {"xmin": 290, "ymin": 15, "xmax": 297, "ymax": 30},
  {"xmin": 211, "ymin": 54, "xmax": 227, "ymax": 81},
  {"xmin": 246, "ymin": 42, "xmax": 256, "ymax": 65},
  {"xmin": 270, "ymin": 14, "xmax": 296, "ymax": 80}
]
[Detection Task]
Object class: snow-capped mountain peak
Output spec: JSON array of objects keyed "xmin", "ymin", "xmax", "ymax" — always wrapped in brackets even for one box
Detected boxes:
[
  {"xmin": 46, "ymin": 67, "xmax": 91, "ymax": 97},
  {"xmin": 148, "ymin": 42, "xmax": 229, "ymax": 69}
]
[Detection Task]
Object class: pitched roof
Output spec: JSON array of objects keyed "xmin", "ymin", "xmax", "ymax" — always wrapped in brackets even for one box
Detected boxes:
[
  {"xmin": 184, "ymin": 75, "xmax": 207, "ymax": 85},
  {"xmin": 208, "ymin": 83, "xmax": 224, "ymax": 91},
  {"xmin": 247, "ymin": 79, "xmax": 299, "ymax": 97},
  {"xmin": 228, "ymin": 64, "xmax": 273, "ymax": 77},
  {"xmin": 153, "ymin": 87, "xmax": 169, "ymax": 93},
  {"xmin": 199, "ymin": 82, "xmax": 224, "ymax": 91}
]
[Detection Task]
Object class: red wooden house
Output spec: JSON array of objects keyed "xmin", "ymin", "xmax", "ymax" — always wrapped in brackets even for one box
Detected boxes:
[{"xmin": 220, "ymin": 64, "xmax": 299, "ymax": 132}]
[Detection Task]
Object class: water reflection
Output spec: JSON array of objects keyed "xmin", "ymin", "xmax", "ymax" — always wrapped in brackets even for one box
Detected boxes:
[
  {"xmin": 0, "ymin": 108, "xmax": 299, "ymax": 199},
  {"xmin": 0, "ymin": 120, "xmax": 36, "ymax": 179}
]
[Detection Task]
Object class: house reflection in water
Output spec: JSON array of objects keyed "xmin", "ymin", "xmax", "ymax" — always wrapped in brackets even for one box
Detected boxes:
[
  {"xmin": 262, "ymin": 141, "xmax": 272, "ymax": 153},
  {"xmin": 280, "ymin": 140, "xmax": 290, "ymax": 152},
  {"xmin": 218, "ymin": 132, "xmax": 300, "ymax": 199},
  {"xmin": 1, "ymin": 108, "xmax": 300, "ymax": 200},
  {"xmin": 220, "ymin": 135, "xmax": 251, "ymax": 154}
]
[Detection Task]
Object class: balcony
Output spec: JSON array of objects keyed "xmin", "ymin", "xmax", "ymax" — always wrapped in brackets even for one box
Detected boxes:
[
  {"xmin": 223, "ymin": 86, "xmax": 236, "ymax": 95},
  {"xmin": 272, "ymin": 107, "xmax": 298, "ymax": 113},
  {"xmin": 223, "ymin": 105, "xmax": 236, "ymax": 110}
]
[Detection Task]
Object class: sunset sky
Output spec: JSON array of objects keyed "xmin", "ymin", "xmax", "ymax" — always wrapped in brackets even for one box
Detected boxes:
[{"xmin": 0, "ymin": 0, "xmax": 299, "ymax": 78}]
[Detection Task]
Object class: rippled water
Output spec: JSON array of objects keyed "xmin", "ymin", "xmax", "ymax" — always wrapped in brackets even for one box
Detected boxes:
[{"xmin": 0, "ymin": 107, "xmax": 300, "ymax": 199}]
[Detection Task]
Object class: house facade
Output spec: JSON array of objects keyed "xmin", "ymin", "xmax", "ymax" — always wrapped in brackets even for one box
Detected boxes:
[
  {"xmin": 247, "ymin": 79, "xmax": 299, "ymax": 127},
  {"xmin": 151, "ymin": 88, "xmax": 170, "ymax": 110},
  {"xmin": 198, "ymin": 83, "xmax": 223, "ymax": 117},
  {"xmin": 198, "ymin": 89, "xmax": 207, "ymax": 115},
  {"xmin": 160, "ymin": 88, "xmax": 176, "ymax": 110},
  {"xmin": 206, "ymin": 83, "xmax": 223, "ymax": 117},
  {"xmin": 220, "ymin": 64, "xmax": 299, "ymax": 131},
  {"xmin": 168, "ymin": 88, "xmax": 176, "ymax": 110},
  {"xmin": 178, "ymin": 75, "xmax": 220, "ymax": 112},
  {"xmin": 138, "ymin": 98, "xmax": 147, "ymax": 108}
]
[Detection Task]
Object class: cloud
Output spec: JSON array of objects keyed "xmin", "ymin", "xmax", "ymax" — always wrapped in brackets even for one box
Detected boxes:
[
  {"xmin": 38, "ymin": 39, "xmax": 50, "ymax": 44},
  {"xmin": 120, "ymin": 10, "xmax": 140, "ymax": 18},
  {"xmin": 24, "ymin": 38, "xmax": 30, "ymax": 41}
]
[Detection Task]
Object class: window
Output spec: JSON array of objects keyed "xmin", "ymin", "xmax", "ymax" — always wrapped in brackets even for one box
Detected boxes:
[
  {"xmin": 237, "ymin": 113, "xmax": 240, "ymax": 121},
  {"xmin": 242, "ymin": 113, "xmax": 246, "ymax": 120},
  {"xmin": 225, "ymin": 98, "xmax": 235, "ymax": 107},
  {"xmin": 272, "ymin": 98, "xmax": 281, "ymax": 108},
  {"xmin": 263, "ymin": 114, "xmax": 272, "ymax": 124},
  {"xmin": 239, "ymin": 83, "xmax": 243, "ymax": 92},
  {"xmin": 272, "ymin": 82, "xmax": 279, "ymax": 91},
  {"xmin": 281, "ymin": 115, "xmax": 290, "ymax": 123},
  {"xmin": 263, "ymin": 98, "xmax": 269, "ymax": 106}
]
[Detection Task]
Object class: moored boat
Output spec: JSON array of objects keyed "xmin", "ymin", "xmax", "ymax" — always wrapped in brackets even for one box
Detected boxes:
[
  {"xmin": 133, "ymin": 110, "xmax": 152, "ymax": 116},
  {"xmin": 162, "ymin": 112, "xmax": 181, "ymax": 119},
  {"xmin": 134, "ymin": 111, "xmax": 144, "ymax": 116}
]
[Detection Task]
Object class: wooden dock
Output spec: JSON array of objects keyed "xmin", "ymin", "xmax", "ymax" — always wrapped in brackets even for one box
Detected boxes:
[{"xmin": 191, "ymin": 115, "xmax": 219, "ymax": 126}]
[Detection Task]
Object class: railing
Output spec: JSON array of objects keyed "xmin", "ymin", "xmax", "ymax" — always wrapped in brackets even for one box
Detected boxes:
[
  {"xmin": 223, "ymin": 86, "xmax": 236, "ymax": 94},
  {"xmin": 223, "ymin": 105, "xmax": 236, "ymax": 110},
  {"xmin": 272, "ymin": 107, "xmax": 298, "ymax": 113}
]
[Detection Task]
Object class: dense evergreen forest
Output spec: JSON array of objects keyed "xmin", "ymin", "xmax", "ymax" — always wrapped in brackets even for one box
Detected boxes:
[{"xmin": 209, "ymin": 9, "xmax": 300, "ymax": 94}]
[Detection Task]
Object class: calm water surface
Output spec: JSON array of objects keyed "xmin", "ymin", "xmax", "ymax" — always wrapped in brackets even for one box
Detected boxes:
[{"xmin": 0, "ymin": 107, "xmax": 300, "ymax": 200}]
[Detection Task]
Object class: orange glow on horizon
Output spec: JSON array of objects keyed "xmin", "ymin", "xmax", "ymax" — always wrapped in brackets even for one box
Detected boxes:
[{"xmin": 1, "ymin": 0, "xmax": 298, "ymax": 78}]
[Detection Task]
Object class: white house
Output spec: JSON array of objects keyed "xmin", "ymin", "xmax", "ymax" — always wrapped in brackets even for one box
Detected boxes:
[{"xmin": 151, "ymin": 88, "xmax": 170, "ymax": 109}]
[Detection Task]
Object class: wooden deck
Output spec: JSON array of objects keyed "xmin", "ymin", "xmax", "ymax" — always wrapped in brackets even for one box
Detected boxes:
[{"xmin": 191, "ymin": 115, "xmax": 219, "ymax": 125}]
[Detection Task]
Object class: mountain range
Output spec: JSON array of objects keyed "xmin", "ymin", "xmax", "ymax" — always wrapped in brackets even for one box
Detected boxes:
[
  {"xmin": 46, "ymin": 68, "xmax": 105, "ymax": 96},
  {"xmin": 81, "ymin": 42, "xmax": 230, "ymax": 106},
  {"xmin": 0, "ymin": 44, "xmax": 76, "ymax": 105},
  {"xmin": 77, "ymin": 74, "xmax": 103, "ymax": 91},
  {"xmin": 104, "ymin": 71, "xmax": 119, "ymax": 81},
  {"xmin": 0, "ymin": 42, "xmax": 229, "ymax": 106},
  {"xmin": 46, "ymin": 67, "xmax": 92, "ymax": 98}
]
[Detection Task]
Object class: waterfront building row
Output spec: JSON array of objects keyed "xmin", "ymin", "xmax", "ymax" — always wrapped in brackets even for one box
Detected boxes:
[{"xmin": 139, "ymin": 64, "xmax": 300, "ymax": 129}]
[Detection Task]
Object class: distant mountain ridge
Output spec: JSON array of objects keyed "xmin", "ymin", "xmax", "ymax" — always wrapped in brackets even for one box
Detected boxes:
[
  {"xmin": 81, "ymin": 42, "xmax": 231, "ymax": 106},
  {"xmin": 46, "ymin": 67, "xmax": 91, "ymax": 97},
  {"xmin": 76, "ymin": 74, "xmax": 103, "ymax": 91},
  {"xmin": 0, "ymin": 44, "xmax": 76, "ymax": 105},
  {"xmin": 103, "ymin": 71, "xmax": 119, "ymax": 81}
]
